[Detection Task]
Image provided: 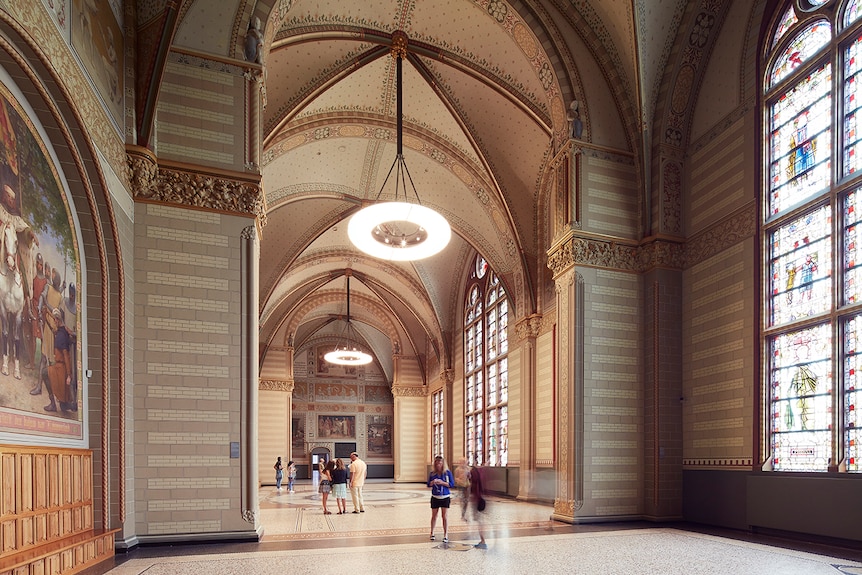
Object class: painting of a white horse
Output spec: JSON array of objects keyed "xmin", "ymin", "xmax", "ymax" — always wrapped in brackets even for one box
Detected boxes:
[{"xmin": 0, "ymin": 221, "xmax": 26, "ymax": 379}]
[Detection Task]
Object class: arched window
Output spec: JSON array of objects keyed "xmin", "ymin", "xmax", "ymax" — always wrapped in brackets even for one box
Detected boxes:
[
  {"xmin": 464, "ymin": 255, "xmax": 509, "ymax": 467},
  {"xmin": 764, "ymin": 0, "xmax": 862, "ymax": 472}
]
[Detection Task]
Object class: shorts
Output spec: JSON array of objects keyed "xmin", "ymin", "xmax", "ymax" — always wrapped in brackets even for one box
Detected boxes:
[
  {"xmin": 430, "ymin": 496, "xmax": 451, "ymax": 509},
  {"xmin": 319, "ymin": 481, "xmax": 331, "ymax": 494}
]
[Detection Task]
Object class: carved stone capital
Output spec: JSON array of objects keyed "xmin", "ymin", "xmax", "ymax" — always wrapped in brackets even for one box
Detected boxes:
[
  {"xmin": 515, "ymin": 314, "xmax": 543, "ymax": 341},
  {"xmin": 259, "ymin": 379, "xmax": 294, "ymax": 392},
  {"xmin": 132, "ymin": 161, "xmax": 266, "ymax": 222},
  {"xmin": 126, "ymin": 146, "xmax": 157, "ymax": 196},
  {"xmin": 548, "ymin": 235, "xmax": 686, "ymax": 275},
  {"xmin": 440, "ymin": 369, "xmax": 455, "ymax": 386},
  {"xmin": 242, "ymin": 509, "xmax": 256, "ymax": 523},
  {"xmin": 391, "ymin": 386, "xmax": 428, "ymax": 398}
]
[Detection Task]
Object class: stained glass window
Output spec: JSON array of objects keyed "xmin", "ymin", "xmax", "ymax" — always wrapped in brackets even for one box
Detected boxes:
[
  {"xmin": 769, "ymin": 204, "xmax": 832, "ymax": 326},
  {"xmin": 432, "ymin": 390, "xmax": 444, "ymax": 459},
  {"xmin": 765, "ymin": 2, "xmax": 862, "ymax": 474},
  {"xmin": 769, "ymin": 64, "xmax": 832, "ymax": 216},
  {"xmin": 770, "ymin": 21, "xmax": 831, "ymax": 87},
  {"xmin": 464, "ymin": 254, "xmax": 509, "ymax": 467},
  {"xmin": 774, "ymin": 6, "xmax": 799, "ymax": 47},
  {"xmin": 848, "ymin": 0, "xmax": 862, "ymax": 27},
  {"xmin": 770, "ymin": 323, "xmax": 833, "ymax": 471},
  {"xmin": 846, "ymin": 35, "xmax": 862, "ymax": 176},
  {"xmin": 844, "ymin": 315, "xmax": 862, "ymax": 471}
]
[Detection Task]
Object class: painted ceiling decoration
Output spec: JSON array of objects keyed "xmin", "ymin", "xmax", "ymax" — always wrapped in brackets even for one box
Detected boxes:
[{"xmin": 160, "ymin": 0, "xmax": 694, "ymax": 381}]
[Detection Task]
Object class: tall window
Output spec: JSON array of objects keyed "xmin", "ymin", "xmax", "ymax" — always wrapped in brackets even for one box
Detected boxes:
[
  {"xmin": 464, "ymin": 255, "xmax": 509, "ymax": 466},
  {"xmin": 432, "ymin": 389, "xmax": 444, "ymax": 458},
  {"xmin": 764, "ymin": 0, "xmax": 862, "ymax": 472}
]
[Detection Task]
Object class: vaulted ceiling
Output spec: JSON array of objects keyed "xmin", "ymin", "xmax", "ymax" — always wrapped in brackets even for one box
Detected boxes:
[{"xmin": 153, "ymin": 0, "xmax": 691, "ymax": 383}]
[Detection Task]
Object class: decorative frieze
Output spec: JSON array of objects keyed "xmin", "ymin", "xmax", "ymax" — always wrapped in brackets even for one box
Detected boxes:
[
  {"xmin": 391, "ymin": 386, "xmax": 428, "ymax": 398},
  {"xmin": 128, "ymin": 149, "xmax": 265, "ymax": 222},
  {"xmin": 259, "ymin": 379, "xmax": 294, "ymax": 392},
  {"xmin": 685, "ymin": 202, "xmax": 756, "ymax": 268}
]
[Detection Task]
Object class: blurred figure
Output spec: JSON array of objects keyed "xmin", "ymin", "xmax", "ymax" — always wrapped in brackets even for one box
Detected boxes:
[
  {"xmin": 469, "ymin": 465, "xmax": 488, "ymax": 549},
  {"xmin": 453, "ymin": 457, "xmax": 471, "ymax": 519}
]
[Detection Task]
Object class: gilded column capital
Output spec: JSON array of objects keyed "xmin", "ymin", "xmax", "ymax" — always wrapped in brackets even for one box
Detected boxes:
[
  {"xmin": 515, "ymin": 314, "xmax": 543, "ymax": 341},
  {"xmin": 259, "ymin": 379, "xmax": 294, "ymax": 392}
]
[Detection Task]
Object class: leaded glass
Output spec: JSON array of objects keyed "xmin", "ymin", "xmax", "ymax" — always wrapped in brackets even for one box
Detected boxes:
[
  {"xmin": 771, "ymin": 323, "xmax": 833, "ymax": 471},
  {"xmin": 499, "ymin": 357, "xmax": 508, "ymax": 403},
  {"xmin": 466, "ymin": 415, "xmax": 475, "ymax": 466},
  {"xmin": 845, "ymin": 190, "xmax": 862, "ymax": 304},
  {"xmin": 487, "ymin": 307, "xmax": 497, "ymax": 360},
  {"xmin": 770, "ymin": 21, "xmax": 831, "ymax": 87},
  {"xmin": 769, "ymin": 64, "xmax": 832, "ymax": 216},
  {"xmin": 499, "ymin": 407, "xmax": 508, "ymax": 466},
  {"xmin": 488, "ymin": 409, "xmax": 498, "ymax": 465},
  {"xmin": 770, "ymin": 204, "xmax": 832, "ymax": 325},
  {"xmin": 848, "ymin": 0, "xmax": 862, "ymax": 27},
  {"xmin": 474, "ymin": 412, "xmax": 483, "ymax": 466},
  {"xmin": 488, "ymin": 362, "xmax": 497, "ymax": 406},
  {"xmin": 499, "ymin": 298, "xmax": 509, "ymax": 354},
  {"xmin": 774, "ymin": 5, "xmax": 799, "ymax": 47},
  {"xmin": 845, "ymin": 315, "xmax": 862, "ymax": 471},
  {"xmin": 476, "ymin": 256, "xmax": 488, "ymax": 278},
  {"xmin": 844, "ymin": 35, "xmax": 862, "ymax": 175}
]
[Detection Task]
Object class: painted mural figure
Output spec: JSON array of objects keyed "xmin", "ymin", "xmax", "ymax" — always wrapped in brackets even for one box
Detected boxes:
[{"xmin": 41, "ymin": 307, "xmax": 73, "ymax": 412}]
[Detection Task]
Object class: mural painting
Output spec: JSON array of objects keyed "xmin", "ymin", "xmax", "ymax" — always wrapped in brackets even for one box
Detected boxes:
[
  {"xmin": 292, "ymin": 416, "xmax": 305, "ymax": 451},
  {"xmin": 313, "ymin": 382, "xmax": 358, "ymax": 401},
  {"xmin": 318, "ymin": 415, "xmax": 355, "ymax": 439},
  {"xmin": 71, "ymin": 0, "xmax": 123, "ymax": 126},
  {"xmin": 367, "ymin": 415, "xmax": 392, "ymax": 456},
  {"xmin": 364, "ymin": 384, "xmax": 391, "ymax": 403},
  {"xmin": 0, "ymin": 85, "xmax": 81, "ymax": 440}
]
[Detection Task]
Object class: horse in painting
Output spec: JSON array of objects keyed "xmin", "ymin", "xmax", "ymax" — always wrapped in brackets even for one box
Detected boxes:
[{"xmin": 0, "ymin": 222, "xmax": 26, "ymax": 379}]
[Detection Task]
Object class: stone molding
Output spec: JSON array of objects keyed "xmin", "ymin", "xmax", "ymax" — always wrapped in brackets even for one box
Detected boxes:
[
  {"xmin": 127, "ymin": 148, "xmax": 265, "ymax": 222},
  {"xmin": 440, "ymin": 369, "xmax": 455, "ymax": 386},
  {"xmin": 259, "ymin": 379, "xmax": 294, "ymax": 392},
  {"xmin": 547, "ymin": 203, "xmax": 755, "ymax": 276},
  {"xmin": 391, "ymin": 386, "xmax": 428, "ymax": 398}
]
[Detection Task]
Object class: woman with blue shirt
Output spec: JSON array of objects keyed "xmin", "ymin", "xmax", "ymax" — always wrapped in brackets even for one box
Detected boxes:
[{"xmin": 428, "ymin": 455, "xmax": 455, "ymax": 543}]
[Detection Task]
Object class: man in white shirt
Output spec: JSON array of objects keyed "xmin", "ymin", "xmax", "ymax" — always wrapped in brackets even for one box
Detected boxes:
[{"xmin": 349, "ymin": 452, "xmax": 367, "ymax": 513}]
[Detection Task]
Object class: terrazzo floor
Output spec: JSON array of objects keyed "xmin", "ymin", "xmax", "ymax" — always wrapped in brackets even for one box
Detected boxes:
[{"xmin": 85, "ymin": 481, "xmax": 862, "ymax": 575}]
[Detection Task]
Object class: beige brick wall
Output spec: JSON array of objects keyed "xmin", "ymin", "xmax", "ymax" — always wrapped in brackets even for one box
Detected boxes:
[
  {"xmin": 535, "ymin": 330, "xmax": 554, "ymax": 465},
  {"xmin": 581, "ymin": 267, "xmax": 642, "ymax": 517},
  {"xmin": 133, "ymin": 202, "xmax": 253, "ymax": 536},
  {"xmin": 682, "ymin": 239, "xmax": 755, "ymax": 467}
]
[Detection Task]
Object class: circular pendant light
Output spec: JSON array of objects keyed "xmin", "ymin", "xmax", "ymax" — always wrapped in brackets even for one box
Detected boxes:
[
  {"xmin": 349, "ymin": 33, "xmax": 450, "ymax": 261},
  {"xmin": 325, "ymin": 272, "xmax": 374, "ymax": 366}
]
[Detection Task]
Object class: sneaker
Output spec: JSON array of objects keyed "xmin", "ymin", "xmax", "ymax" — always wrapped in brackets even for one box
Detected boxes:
[
  {"xmin": 442, "ymin": 537, "xmax": 449, "ymax": 543},
  {"xmin": 474, "ymin": 542, "xmax": 488, "ymax": 549},
  {"xmin": 430, "ymin": 535, "xmax": 435, "ymax": 541},
  {"xmin": 352, "ymin": 511, "xmax": 360, "ymax": 514}
]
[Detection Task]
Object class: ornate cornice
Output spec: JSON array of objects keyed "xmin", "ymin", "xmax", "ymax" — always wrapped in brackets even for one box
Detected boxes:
[
  {"xmin": 259, "ymin": 379, "xmax": 295, "ymax": 392},
  {"xmin": 127, "ymin": 149, "xmax": 266, "ymax": 222},
  {"xmin": 685, "ymin": 202, "xmax": 756, "ymax": 268},
  {"xmin": 515, "ymin": 314, "xmax": 543, "ymax": 341},
  {"xmin": 391, "ymin": 386, "xmax": 428, "ymax": 398}
]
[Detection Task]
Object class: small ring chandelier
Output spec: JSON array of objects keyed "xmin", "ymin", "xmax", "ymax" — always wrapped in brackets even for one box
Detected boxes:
[
  {"xmin": 324, "ymin": 272, "xmax": 373, "ymax": 366},
  {"xmin": 348, "ymin": 32, "xmax": 451, "ymax": 261}
]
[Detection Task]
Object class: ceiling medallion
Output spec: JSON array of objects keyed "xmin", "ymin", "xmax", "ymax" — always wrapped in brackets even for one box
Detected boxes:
[
  {"xmin": 324, "ymin": 272, "xmax": 373, "ymax": 366},
  {"xmin": 348, "ymin": 32, "xmax": 451, "ymax": 261}
]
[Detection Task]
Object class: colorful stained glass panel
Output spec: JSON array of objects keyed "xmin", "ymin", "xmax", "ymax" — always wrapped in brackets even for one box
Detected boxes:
[
  {"xmin": 844, "ymin": 315, "xmax": 862, "ymax": 471},
  {"xmin": 849, "ymin": 0, "xmax": 862, "ymax": 27},
  {"xmin": 770, "ymin": 204, "xmax": 832, "ymax": 325},
  {"xmin": 771, "ymin": 323, "xmax": 833, "ymax": 471},
  {"xmin": 770, "ymin": 21, "xmax": 831, "ymax": 86},
  {"xmin": 845, "ymin": 190, "xmax": 862, "ymax": 304},
  {"xmin": 844, "ymin": 36, "xmax": 862, "ymax": 175},
  {"xmin": 774, "ymin": 5, "xmax": 798, "ymax": 47},
  {"xmin": 769, "ymin": 64, "xmax": 832, "ymax": 215}
]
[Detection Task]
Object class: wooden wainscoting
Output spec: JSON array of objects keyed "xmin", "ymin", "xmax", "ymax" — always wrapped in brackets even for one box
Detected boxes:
[{"xmin": 0, "ymin": 444, "xmax": 116, "ymax": 575}]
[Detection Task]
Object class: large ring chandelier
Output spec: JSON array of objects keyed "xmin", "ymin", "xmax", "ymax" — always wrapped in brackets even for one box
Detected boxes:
[
  {"xmin": 324, "ymin": 272, "xmax": 373, "ymax": 366},
  {"xmin": 348, "ymin": 32, "xmax": 451, "ymax": 261}
]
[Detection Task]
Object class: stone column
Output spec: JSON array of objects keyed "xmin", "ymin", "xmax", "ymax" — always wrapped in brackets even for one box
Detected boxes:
[
  {"xmin": 441, "ymin": 368, "xmax": 455, "ymax": 462},
  {"xmin": 241, "ymin": 225, "xmax": 259, "ymax": 527},
  {"xmin": 515, "ymin": 314, "xmax": 541, "ymax": 501}
]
